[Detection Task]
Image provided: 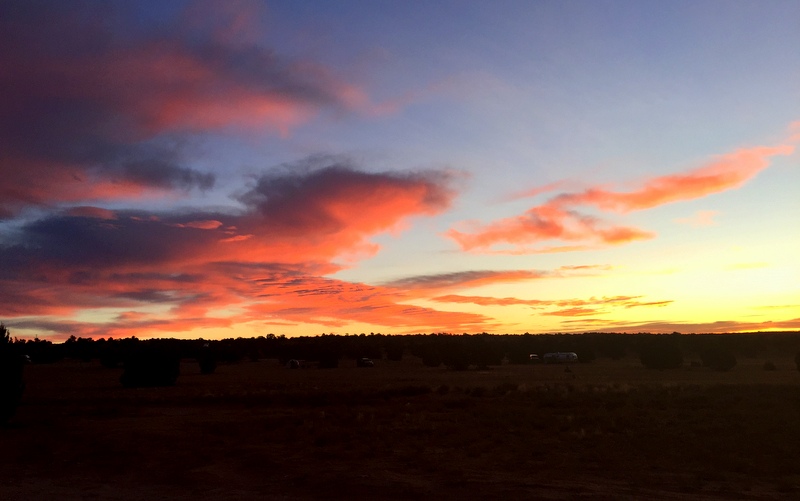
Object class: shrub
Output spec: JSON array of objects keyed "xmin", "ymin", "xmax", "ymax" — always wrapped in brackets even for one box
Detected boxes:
[
  {"xmin": 318, "ymin": 354, "xmax": 339, "ymax": 369},
  {"xmin": 576, "ymin": 349, "xmax": 596, "ymax": 364},
  {"xmin": 120, "ymin": 346, "xmax": 180, "ymax": 388},
  {"xmin": 442, "ymin": 347, "xmax": 471, "ymax": 371},
  {"xmin": 639, "ymin": 339, "xmax": 683, "ymax": 370},
  {"xmin": 700, "ymin": 347, "xmax": 737, "ymax": 372},
  {"xmin": 420, "ymin": 348, "xmax": 442, "ymax": 367},
  {"xmin": 1, "ymin": 324, "xmax": 25, "ymax": 424},
  {"xmin": 385, "ymin": 345, "xmax": 403, "ymax": 361}
]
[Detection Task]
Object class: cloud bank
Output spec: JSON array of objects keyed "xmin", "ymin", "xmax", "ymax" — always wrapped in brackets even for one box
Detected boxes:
[{"xmin": 0, "ymin": 0, "xmax": 369, "ymax": 217}]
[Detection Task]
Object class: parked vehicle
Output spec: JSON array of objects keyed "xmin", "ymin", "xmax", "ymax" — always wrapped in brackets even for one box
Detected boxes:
[
  {"xmin": 543, "ymin": 352, "xmax": 578, "ymax": 364},
  {"xmin": 356, "ymin": 357, "xmax": 374, "ymax": 368}
]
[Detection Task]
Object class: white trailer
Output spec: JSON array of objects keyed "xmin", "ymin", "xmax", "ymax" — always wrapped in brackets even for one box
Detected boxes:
[{"xmin": 542, "ymin": 352, "xmax": 578, "ymax": 364}]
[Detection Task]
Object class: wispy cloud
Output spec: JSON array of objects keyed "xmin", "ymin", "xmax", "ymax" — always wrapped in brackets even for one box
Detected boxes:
[
  {"xmin": 447, "ymin": 141, "xmax": 795, "ymax": 254},
  {"xmin": 674, "ymin": 210, "xmax": 719, "ymax": 227},
  {"xmin": 432, "ymin": 294, "xmax": 673, "ymax": 315},
  {"xmin": 560, "ymin": 318, "xmax": 800, "ymax": 334},
  {"xmin": 383, "ymin": 270, "xmax": 549, "ymax": 293}
]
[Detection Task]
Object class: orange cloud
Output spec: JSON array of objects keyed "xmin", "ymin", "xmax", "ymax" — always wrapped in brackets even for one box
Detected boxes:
[
  {"xmin": 448, "ymin": 140, "xmax": 794, "ymax": 254},
  {"xmin": 432, "ymin": 293, "xmax": 672, "ymax": 312},
  {"xmin": 674, "ymin": 210, "xmax": 719, "ymax": 227},
  {"xmin": 556, "ymin": 145, "xmax": 793, "ymax": 213},
  {"xmin": 0, "ymin": 163, "xmax": 475, "ymax": 338},
  {"xmin": 447, "ymin": 204, "xmax": 654, "ymax": 253},
  {"xmin": 174, "ymin": 220, "xmax": 224, "ymax": 230}
]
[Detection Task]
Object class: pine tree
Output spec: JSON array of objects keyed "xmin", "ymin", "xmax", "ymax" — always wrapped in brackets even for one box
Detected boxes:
[{"xmin": 1, "ymin": 324, "xmax": 26, "ymax": 424}]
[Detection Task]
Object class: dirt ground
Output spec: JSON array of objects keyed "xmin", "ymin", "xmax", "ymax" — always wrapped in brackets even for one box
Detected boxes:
[{"xmin": 2, "ymin": 356, "xmax": 800, "ymax": 500}]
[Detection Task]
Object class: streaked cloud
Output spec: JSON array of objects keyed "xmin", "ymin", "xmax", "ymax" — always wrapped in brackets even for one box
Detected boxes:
[
  {"xmin": 562, "ymin": 318, "xmax": 800, "ymax": 334},
  {"xmin": 432, "ymin": 294, "xmax": 673, "ymax": 316},
  {"xmin": 383, "ymin": 269, "xmax": 549, "ymax": 293},
  {"xmin": 675, "ymin": 210, "xmax": 719, "ymax": 227},
  {"xmin": 448, "ymin": 142, "xmax": 794, "ymax": 254}
]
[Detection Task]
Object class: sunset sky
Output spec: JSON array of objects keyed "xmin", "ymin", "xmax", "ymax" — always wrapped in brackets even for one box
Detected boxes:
[{"xmin": 1, "ymin": 0, "xmax": 798, "ymax": 341}]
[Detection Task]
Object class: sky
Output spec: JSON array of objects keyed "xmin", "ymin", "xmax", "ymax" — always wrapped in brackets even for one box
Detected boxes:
[{"xmin": 1, "ymin": 0, "xmax": 798, "ymax": 341}]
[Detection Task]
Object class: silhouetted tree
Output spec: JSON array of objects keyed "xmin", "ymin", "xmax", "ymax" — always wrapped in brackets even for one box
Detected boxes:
[
  {"xmin": 197, "ymin": 343, "xmax": 217, "ymax": 375},
  {"xmin": 99, "ymin": 342, "xmax": 122, "ymax": 368},
  {"xmin": 384, "ymin": 338, "xmax": 404, "ymax": 361},
  {"xmin": 1, "ymin": 324, "xmax": 25, "ymax": 424}
]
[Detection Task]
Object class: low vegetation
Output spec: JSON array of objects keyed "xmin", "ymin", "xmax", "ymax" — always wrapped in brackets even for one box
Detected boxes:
[{"xmin": 2, "ymin": 331, "xmax": 800, "ymax": 499}]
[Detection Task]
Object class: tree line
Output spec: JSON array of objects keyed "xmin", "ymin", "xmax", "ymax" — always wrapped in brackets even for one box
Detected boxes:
[
  {"xmin": 4, "ymin": 326, "xmax": 800, "ymax": 424},
  {"xmin": 4, "ymin": 329, "xmax": 800, "ymax": 369}
]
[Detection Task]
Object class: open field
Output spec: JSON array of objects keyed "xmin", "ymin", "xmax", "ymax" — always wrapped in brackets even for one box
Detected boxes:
[{"xmin": 3, "ymin": 356, "xmax": 800, "ymax": 500}]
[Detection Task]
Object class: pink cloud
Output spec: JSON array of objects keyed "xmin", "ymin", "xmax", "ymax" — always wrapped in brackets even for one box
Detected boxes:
[
  {"xmin": 174, "ymin": 220, "xmax": 224, "ymax": 230},
  {"xmin": 674, "ymin": 210, "xmax": 719, "ymax": 227},
  {"xmin": 0, "ymin": 2, "xmax": 379, "ymax": 216},
  {"xmin": 447, "ymin": 204, "xmax": 654, "ymax": 252},
  {"xmin": 556, "ymin": 145, "xmax": 793, "ymax": 213},
  {"xmin": 0, "ymin": 163, "xmax": 476, "ymax": 338},
  {"xmin": 448, "ymin": 141, "xmax": 794, "ymax": 254}
]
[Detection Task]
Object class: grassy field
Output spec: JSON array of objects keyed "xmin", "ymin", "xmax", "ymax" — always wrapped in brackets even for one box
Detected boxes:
[{"xmin": 2, "ymin": 355, "xmax": 800, "ymax": 500}]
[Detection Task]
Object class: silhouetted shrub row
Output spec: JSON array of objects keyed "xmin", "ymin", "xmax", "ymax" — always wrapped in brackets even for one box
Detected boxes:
[{"xmin": 5, "ymin": 329, "xmax": 800, "ymax": 376}]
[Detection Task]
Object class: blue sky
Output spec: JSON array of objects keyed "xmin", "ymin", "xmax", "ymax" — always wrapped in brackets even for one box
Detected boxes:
[{"xmin": 1, "ymin": 0, "xmax": 798, "ymax": 339}]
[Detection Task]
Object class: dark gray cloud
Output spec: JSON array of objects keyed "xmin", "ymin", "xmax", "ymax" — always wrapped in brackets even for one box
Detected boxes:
[
  {"xmin": 384, "ymin": 269, "xmax": 548, "ymax": 291},
  {"xmin": 0, "ymin": 1, "xmax": 364, "ymax": 215},
  {"xmin": 237, "ymin": 156, "xmax": 455, "ymax": 236}
]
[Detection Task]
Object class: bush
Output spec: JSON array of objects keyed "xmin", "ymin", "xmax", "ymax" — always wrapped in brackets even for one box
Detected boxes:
[
  {"xmin": 420, "ymin": 348, "xmax": 442, "ymax": 367},
  {"xmin": 385, "ymin": 345, "xmax": 403, "ymax": 361},
  {"xmin": 442, "ymin": 347, "xmax": 471, "ymax": 371},
  {"xmin": 639, "ymin": 339, "xmax": 683, "ymax": 370},
  {"xmin": 1, "ymin": 324, "xmax": 25, "ymax": 424},
  {"xmin": 120, "ymin": 346, "xmax": 180, "ymax": 388},
  {"xmin": 700, "ymin": 347, "xmax": 737, "ymax": 372},
  {"xmin": 576, "ymin": 349, "xmax": 596, "ymax": 364},
  {"xmin": 318, "ymin": 354, "xmax": 339, "ymax": 369}
]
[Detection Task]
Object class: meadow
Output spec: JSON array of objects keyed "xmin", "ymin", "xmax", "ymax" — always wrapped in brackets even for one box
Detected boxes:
[{"xmin": 2, "ymin": 354, "xmax": 800, "ymax": 500}]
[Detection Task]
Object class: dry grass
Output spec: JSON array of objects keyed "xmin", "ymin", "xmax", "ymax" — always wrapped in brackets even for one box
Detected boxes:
[{"xmin": 2, "ymin": 356, "xmax": 800, "ymax": 500}]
